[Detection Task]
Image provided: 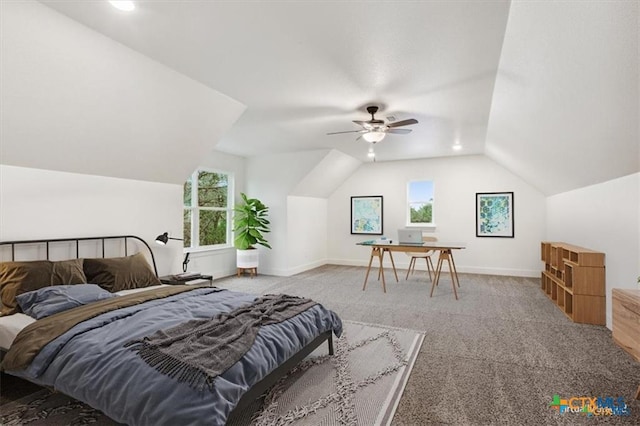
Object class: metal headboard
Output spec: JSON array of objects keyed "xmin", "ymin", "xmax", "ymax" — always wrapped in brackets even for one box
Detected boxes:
[{"xmin": 0, "ymin": 235, "xmax": 158, "ymax": 277}]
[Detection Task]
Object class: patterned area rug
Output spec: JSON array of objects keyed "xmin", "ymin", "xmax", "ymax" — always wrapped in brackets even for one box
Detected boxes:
[{"xmin": 1, "ymin": 321, "xmax": 424, "ymax": 426}]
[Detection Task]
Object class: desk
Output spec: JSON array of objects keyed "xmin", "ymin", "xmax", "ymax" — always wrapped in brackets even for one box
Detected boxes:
[{"xmin": 357, "ymin": 241, "xmax": 466, "ymax": 299}]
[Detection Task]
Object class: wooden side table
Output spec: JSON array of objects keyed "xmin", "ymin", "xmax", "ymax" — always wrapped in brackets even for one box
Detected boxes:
[{"xmin": 159, "ymin": 274, "xmax": 213, "ymax": 286}]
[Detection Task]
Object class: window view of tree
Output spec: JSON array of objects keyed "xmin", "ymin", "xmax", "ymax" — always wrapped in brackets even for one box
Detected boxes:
[
  {"xmin": 408, "ymin": 180, "xmax": 434, "ymax": 225},
  {"xmin": 184, "ymin": 170, "xmax": 232, "ymax": 248}
]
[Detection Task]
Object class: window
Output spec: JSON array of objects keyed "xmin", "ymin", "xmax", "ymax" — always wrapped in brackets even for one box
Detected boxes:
[
  {"xmin": 407, "ymin": 180, "xmax": 434, "ymax": 226},
  {"xmin": 183, "ymin": 169, "xmax": 233, "ymax": 249}
]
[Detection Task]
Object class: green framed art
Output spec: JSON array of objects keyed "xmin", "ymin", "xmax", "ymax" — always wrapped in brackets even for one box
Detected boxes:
[{"xmin": 476, "ymin": 192, "xmax": 514, "ymax": 238}]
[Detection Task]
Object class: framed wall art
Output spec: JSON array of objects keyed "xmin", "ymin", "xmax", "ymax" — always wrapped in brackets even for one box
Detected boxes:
[
  {"xmin": 476, "ymin": 192, "xmax": 514, "ymax": 238},
  {"xmin": 351, "ymin": 196, "xmax": 383, "ymax": 235}
]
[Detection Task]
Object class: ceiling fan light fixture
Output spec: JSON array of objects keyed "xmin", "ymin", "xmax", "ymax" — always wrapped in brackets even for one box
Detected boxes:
[
  {"xmin": 367, "ymin": 146, "xmax": 376, "ymax": 159},
  {"xmin": 362, "ymin": 131, "xmax": 386, "ymax": 143}
]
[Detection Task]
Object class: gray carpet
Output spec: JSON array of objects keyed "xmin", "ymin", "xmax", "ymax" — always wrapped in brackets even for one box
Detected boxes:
[
  {"xmin": 215, "ymin": 265, "xmax": 640, "ymax": 425},
  {"xmin": 2, "ymin": 266, "xmax": 639, "ymax": 425}
]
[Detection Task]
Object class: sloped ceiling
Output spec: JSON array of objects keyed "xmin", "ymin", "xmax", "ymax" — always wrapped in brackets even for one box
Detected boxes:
[
  {"xmin": 2, "ymin": 1, "xmax": 638, "ymax": 194},
  {"xmin": 31, "ymin": 1, "xmax": 510, "ymax": 162},
  {"xmin": 291, "ymin": 150, "xmax": 362, "ymax": 198},
  {"xmin": 486, "ymin": 0, "xmax": 639, "ymax": 195},
  {"xmin": 0, "ymin": 1, "xmax": 245, "ymax": 185}
]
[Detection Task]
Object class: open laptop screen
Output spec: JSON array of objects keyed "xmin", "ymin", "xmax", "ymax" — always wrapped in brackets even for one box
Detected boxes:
[{"xmin": 397, "ymin": 229, "xmax": 422, "ymax": 244}]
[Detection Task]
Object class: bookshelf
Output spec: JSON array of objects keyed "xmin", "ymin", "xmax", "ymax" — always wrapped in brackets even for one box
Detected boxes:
[{"xmin": 540, "ymin": 242, "xmax": 605, "ymax": 325}]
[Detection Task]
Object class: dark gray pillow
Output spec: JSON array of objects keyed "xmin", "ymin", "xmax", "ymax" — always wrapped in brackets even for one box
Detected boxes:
[{"xmin": 83, "ymin": 252, "xmax": 160, "ymax": 292}]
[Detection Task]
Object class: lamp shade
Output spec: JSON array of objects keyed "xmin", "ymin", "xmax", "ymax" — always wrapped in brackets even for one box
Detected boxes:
[
  {"xmin": 362, "ymin": 131, "xmax": 386, "ymax": 143},
  {"xmin": 155, "ymin": 232, "xmax": 170, "ymax": 245},
  {"xmin": 155, "ymin": 232, "xmax": 184, "ymax": 245}
]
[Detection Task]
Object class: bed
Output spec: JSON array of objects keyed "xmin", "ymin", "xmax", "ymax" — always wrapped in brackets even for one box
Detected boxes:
[{"xmin": 0, "ymin": 235, "xmax": 342, "ymax": 425}]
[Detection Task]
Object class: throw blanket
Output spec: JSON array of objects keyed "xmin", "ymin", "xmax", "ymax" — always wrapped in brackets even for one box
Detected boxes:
[{"xmin": 125, "ymin": 294, "xmax": 317, "ymax": 392}]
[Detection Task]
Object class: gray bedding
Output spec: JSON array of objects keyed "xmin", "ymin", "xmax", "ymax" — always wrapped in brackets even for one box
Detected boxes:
[{"xmin": 4, "ymin": 287, "xmax": 343, "ymax": 425}]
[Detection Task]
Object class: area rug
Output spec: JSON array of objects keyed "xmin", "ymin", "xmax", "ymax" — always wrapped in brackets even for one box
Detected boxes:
[
  {"xmin": 231, "ymin": 320, "xmax": 425, "ymax": 425},
  {"xmin": 1, "ymin": 320, "xmax": 424, "ymax": 426}
]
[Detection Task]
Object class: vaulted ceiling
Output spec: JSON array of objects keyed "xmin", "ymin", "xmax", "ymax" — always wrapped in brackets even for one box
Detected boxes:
[{"xmin": 4, "ymin": 1, "xmax": 639, "ymax": 195}]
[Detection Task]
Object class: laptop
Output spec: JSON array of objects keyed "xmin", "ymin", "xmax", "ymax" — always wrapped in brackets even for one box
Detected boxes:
[{"xmin": 397, "ymin": 229, "xmax": 423, "ymax": 245}]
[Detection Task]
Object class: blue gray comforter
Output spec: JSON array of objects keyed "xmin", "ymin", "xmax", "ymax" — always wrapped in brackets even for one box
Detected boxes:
[{"xmin": 5, "ymin": 287, "xmax": 343, "ymax": 425}]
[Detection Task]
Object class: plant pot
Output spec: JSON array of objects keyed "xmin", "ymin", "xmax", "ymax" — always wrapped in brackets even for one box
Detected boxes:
[{"xmin": 237, "ymin": 248, "xmax": 259, "ymax": 269}]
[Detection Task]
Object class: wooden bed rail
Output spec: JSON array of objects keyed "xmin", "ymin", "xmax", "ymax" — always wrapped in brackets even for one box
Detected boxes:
[{"xmin": 0, "ymin": 235, "xmax": 158, "ymax": 277}]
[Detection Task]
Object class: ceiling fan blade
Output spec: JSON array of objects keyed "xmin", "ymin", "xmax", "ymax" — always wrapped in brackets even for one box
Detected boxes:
[
  {"xmin": 387, "ymin": 118, "xmax": 418, "ymax": 128},
  {"xmin": 354, "ymin": 119, "xmax": 384, "ymax": 126},
  {"xmin": 327, "ymin": 130, "xmax": 365, "ymax": 135},
  {"xmin": 387, "ymin": 128, "xmax": 412, "ymax": 134}
]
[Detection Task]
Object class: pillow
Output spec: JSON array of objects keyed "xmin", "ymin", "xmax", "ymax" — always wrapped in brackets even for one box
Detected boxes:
[
  {"xmin": 52, "ymin": 259, "xmax": 86, "ymax": 284},
  {"xmin": 0, "ymin": 259, "xmax": 86, "ymax": 316},
  {"xmin": 16, "ymin": 284, "xmax": 116, "ymax": 320},
  {"xmin": 83, "ymin": 252, "xmax": 161, "ymax": 292}
]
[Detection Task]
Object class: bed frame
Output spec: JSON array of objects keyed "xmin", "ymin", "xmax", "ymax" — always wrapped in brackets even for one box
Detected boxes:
[
  {"xmin": 0, "ymin": 235, "xmax": 158, "ymax": 276},
  {"xmin": 0, "ymin": 235, "xmax": 334, "ymax": 416}
]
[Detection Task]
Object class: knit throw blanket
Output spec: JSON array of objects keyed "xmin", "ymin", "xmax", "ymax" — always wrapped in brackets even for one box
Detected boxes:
[{"xmin": 125, "ymin": 294, "xmax": 317, "ymax": 392}]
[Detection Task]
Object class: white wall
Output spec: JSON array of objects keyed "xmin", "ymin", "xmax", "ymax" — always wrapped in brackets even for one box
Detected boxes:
[
  {"xmin": 327, "ymin": 155, "xmax": 546, "ymax": 276},
  {"xmin": 245, "ymin": 150, "xmax": 334, "ymax": 275},
  {"xmin": 0, "ymin": 165, "xmax": 183, "ymax": 276},
  {"xmin": 287, "ymin": 196, "xmax": 328, "ymax": 274},
  {"xmin": 546, "ymin": 173, "xmax": 640, "ymax": 329}
]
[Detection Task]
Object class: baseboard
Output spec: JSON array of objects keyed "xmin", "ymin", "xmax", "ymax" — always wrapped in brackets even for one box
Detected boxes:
[
  {"xmin": 257, "ymin": 259, "xmax": 328, "ymax": 277},
  {"xmin": 285, "ymin": 259, "xmax": 328, "ymax": 276},
  {"xmin": 236, "ymin": 258, "xmax": 540, "ymax": 279},
  {"xmin": 458, "ymin": 266, "xmax": 540, "ymax": 278},
  {"xmin": 326, "ymin": 258, "xmax": 539, "ymax": 278}
]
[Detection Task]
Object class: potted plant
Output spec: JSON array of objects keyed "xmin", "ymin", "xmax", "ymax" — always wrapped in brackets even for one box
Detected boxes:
[{"xmin": 233, "ymin": 193, "xmax": 271, "ymax": 275}]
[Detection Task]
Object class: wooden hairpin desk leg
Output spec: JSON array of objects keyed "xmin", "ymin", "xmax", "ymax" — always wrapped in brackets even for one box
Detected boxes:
[
  {"xmin": 449, "ymin": 251, "xmax": 460, "ymax": 288},
  {"xmin": 387, "ymin": 249, "xmax": 399, "ymax": 282},
  {"xmin": 376, "ymin": 249, "xmax": 398, "ymax": 283},
  {"xmin": 362, "ymin": 247, "xmax": 377, "ymax": 291},
  {"xmin": 430, "ymin": 249, "xmax": 458, "ymax": 300},
  {"xmin": 363, "ymin": 247, "xmax": 387, "ymax": 292}
]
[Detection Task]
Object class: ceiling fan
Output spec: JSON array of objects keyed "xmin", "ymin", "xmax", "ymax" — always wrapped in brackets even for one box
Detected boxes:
[{"xmin": 327, "ymin": 106, "xmax": 418, "ymax": 143}]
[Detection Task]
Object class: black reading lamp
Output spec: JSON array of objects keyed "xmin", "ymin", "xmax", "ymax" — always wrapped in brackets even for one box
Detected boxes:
[
  {"xmin": 155, "ymin": 232, "xmax": 190, "ymax": 273},
  {"xmin": 155, "ymin": 232, "xmax": 182, "ymax": 246}
]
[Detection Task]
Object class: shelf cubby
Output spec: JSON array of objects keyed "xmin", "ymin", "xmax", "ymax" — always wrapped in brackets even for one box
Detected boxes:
[{"xmin": 540, "ymin": 242, "xmax": 605, "ymax": 325}]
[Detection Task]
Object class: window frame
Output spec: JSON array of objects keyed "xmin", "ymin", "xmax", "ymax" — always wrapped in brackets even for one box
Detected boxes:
[
  {"xmin": 406, "ymin": 180, "xmax": 436, "ymax": 228},
  {"xmin": 183, "ymin": 167, "xmax": 234, "ymax": 252}
]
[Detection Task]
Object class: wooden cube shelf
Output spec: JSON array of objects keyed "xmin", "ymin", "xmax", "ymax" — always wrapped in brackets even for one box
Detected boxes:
[{"xmin": 541, "ymin": 242, "xmax": 605, "ymax": 325}]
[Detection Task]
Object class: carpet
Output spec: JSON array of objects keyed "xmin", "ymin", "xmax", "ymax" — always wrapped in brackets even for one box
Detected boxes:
[
  {"xmin": 0, "ymin": 320, "xmax": 424, "ymax": 426},
  {"xmin": 214, "ymin": 266, "xmax": 640, "ymax": 424}
]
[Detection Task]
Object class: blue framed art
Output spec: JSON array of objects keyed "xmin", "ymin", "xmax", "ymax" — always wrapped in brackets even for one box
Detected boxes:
[{"xmin": 351, "ymin": 196, "xmax": 383, "ymax": 235}]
